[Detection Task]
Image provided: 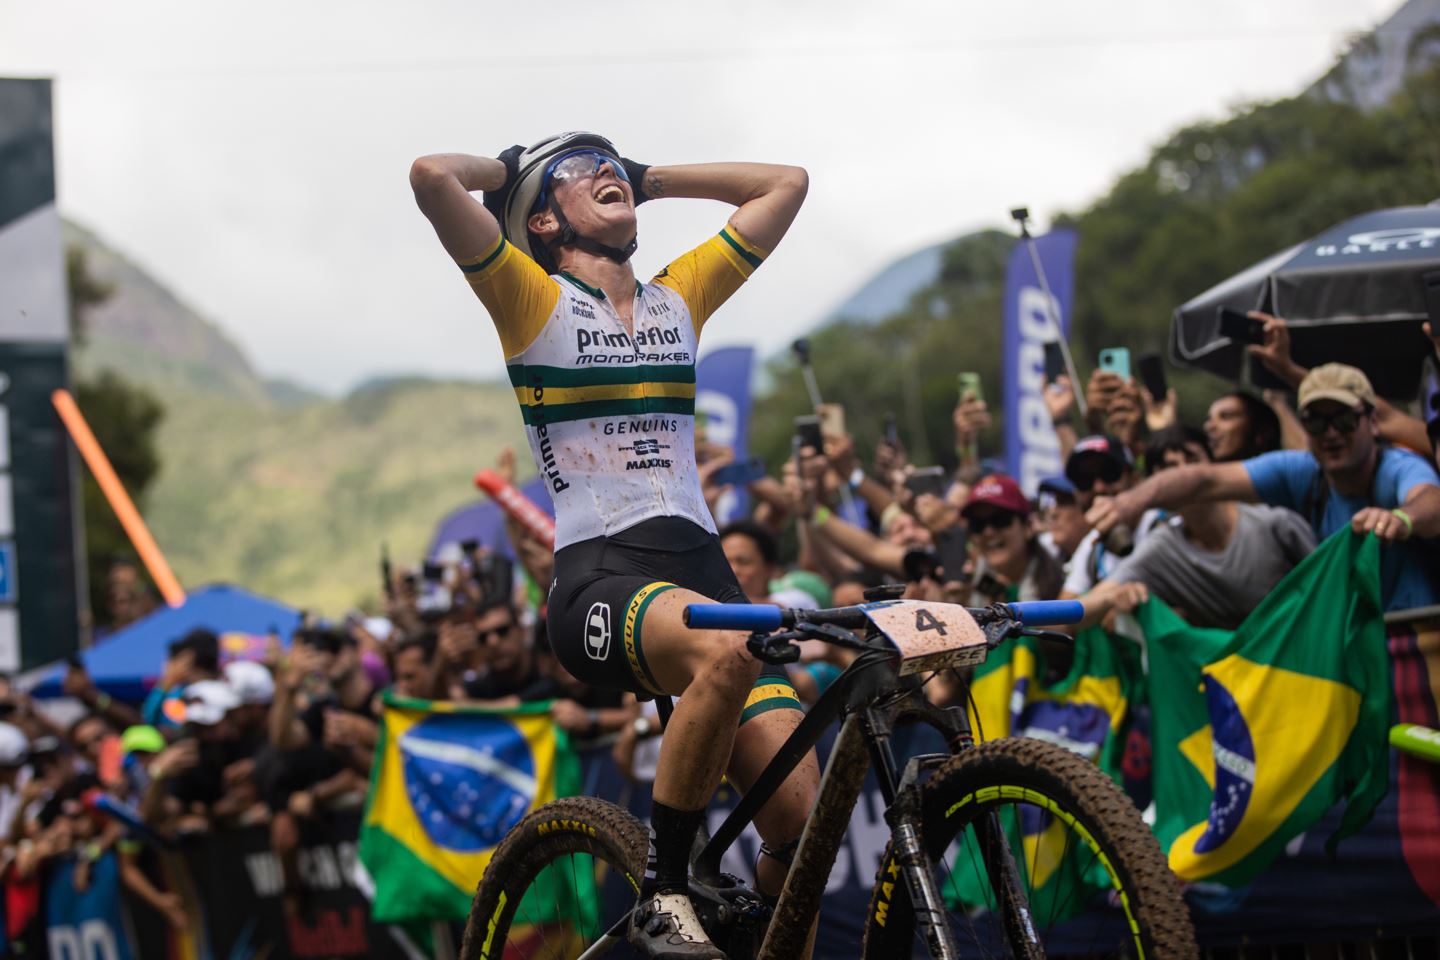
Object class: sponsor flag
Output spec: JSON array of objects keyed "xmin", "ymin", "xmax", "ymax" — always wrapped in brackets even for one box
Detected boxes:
[
  {"xmin": 953, "ymin": 626, "xmax": 1143, "ymax": 918},
  {"xmin": 1002, "ymin": 228, "xmax": 1077, "ymax": 495},
  {"xmin": 695, "ymin": 346, "xmax": 755, "ymax": 524},
  {"xmin": 359, "ymin": 695, "xmax": 591, "ymax": 926},
  {"xmin": 45, "ymin": 852, "xmax": 135, "ymax": 960},
  {"xmin": 1141, "ymin": 530, "xmax": 1390, "ymax": 884}
]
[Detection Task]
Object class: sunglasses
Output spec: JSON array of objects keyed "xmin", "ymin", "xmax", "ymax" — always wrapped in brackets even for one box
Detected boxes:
[
  {"xmin": 968, "ymin": 512, "xmax": 1019, "ymax": 534},
  {"xmin": 1070, "ymin": 461, "xmax": 1124, "ymax": 492},
  {"xmin": 478, "ymin": 622, "xmax": 518, "ymax": 644},
  {"xmin": 537, "ymin": 150, "xmax": 629, "ymax": 209},
  {"xmin": 1300, "ymin": 408, "xmax": 1361, "ymax": 437}
]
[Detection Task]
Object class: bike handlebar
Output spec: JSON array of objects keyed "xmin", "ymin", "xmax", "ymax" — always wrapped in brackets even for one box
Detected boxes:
[
  {"xmin": 1004, "ymin": 599, "xmax": 1084, "ymax": 626},
  {"xmin": 682, "ymin": 598, "xmax": 1083, "ymax": 633}
]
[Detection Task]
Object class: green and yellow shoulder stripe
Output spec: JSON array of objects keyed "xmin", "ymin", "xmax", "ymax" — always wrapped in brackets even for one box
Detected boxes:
[{"xmin": 653, "ymin": 225, "xmax": 769, "ymax": 338}]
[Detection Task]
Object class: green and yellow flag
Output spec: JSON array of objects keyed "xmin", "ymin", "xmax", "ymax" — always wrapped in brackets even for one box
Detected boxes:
[
  {"xmin": 951, "ymin": 627, "xmax": 1144, "ymax": 918},
  {"xmin": 358, "ymin": 695, "xmax": 590, "ymax": 924},
  {"xmin": 1141, "ymin": 530, "xmax": 1391, "ymax": 885}
]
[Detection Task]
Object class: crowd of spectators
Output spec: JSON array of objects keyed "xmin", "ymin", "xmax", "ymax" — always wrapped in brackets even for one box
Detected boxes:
[{"xmin": 0, "ymin": 312, "xmax": 1435, "ymax": 938}]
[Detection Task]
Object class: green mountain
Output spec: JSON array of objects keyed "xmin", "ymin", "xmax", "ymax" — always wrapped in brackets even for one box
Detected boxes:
[{"xmin": 69, "ymin": 224, "xmax": 524, "ymax": 615}]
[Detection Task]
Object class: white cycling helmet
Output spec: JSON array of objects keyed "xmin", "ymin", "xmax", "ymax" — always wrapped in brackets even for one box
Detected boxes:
[{"xmin": 499, "ymin": 131, "xmax": 636, "ymax": 269}]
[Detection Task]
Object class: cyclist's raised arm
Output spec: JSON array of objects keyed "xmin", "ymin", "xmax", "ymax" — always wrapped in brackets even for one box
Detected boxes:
[
  {"xmin": 409, "ymin": 153, "xmax": 509, "ymax": 262},
  {"xmin": 642, "ymin": 162, "xmax": 808, "ymax": 254}
]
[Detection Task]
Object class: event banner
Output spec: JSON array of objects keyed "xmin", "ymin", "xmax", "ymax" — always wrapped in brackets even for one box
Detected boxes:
[
  {"xmin": 1001, "ymin": 228, "xmax": 1077, "ymax": 495},
  {"xmin": 695, "ymin": 346, "xmax": 755, "ymax": 525},
  {"xmin": 0, "ymin": 78, "xmax": 82, "ymax": 670}
]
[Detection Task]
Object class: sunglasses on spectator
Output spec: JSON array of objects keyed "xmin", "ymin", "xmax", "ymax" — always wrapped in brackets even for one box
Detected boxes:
[
  {"xmin": 478, "ymin": 622, "xmax": 518, "ymax": 643},
  {"xmin": 1300, "ymin": 408, "xmax": 1361, "ymax": 437},
  {"xmin": 968, "ymin": 512, "xmax": 1019, "ymax": 534},
  {"xmin": 1070, "ymin": 462, "xmax": 1124, "ymax": 492}
]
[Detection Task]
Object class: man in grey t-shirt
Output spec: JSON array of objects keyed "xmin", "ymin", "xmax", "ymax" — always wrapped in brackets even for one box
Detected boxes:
[
  {"xmin": 1081, "ymin": 428, "xmax": 1315, "ymax": 631},
  {"xmin": 1108, "ymin": 502, "xmax": 1314, "ymax": 629}
]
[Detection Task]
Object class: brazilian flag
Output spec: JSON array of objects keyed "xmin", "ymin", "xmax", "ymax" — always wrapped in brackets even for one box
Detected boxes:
[
  {"xmin": 952, "ymin": 625, "xmax": 1144, "ymax": 918},
  {"xmin": 1141, "ymin": 530, "xmax": 1391, "ymax": 885},
  {"xmin": 358, "ymin": 695, "xmax": 592, "ymax": 928}
]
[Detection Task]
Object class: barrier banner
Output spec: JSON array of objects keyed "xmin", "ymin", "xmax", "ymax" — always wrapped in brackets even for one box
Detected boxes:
[
  {"xmin": 182, "ymin": 811, "xmax": 420, "ymax": 960},
  {"xmin": 44, "ymin": 853, "xmax": 133, "ymax": 960},
  {"xmin": 1001, "ymin": 228, "xmax": 1076, "ymax": 495},
  {"xmin": 695, "ymin": 346, "xmax": 755, "ymax": 525}
]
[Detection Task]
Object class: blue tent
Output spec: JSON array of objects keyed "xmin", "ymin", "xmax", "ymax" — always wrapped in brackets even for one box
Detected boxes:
[{"xmin": 31, "ymin": 584, "xmax": 302, "ymax": 702}]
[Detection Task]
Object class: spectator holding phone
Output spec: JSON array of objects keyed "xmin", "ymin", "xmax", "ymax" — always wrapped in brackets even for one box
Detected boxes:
[
  {"xmin": 1060, "ymin": 436, "xmax": 1158, "ymax": 599},
  {"xmin": 1248, "ymin": 312, "xmax": 1430, "ymax": 453},
  {"xmin": 1090, "ymin": 364, "xmax": 1440, "ymax": 612},
  {"xmin": 1034, "ymin": 476, "xmax": 1090, "ymax": 562},
  {"xmin": 952, "ymin": 475, "xmax": 1064, "ymax": 606}
]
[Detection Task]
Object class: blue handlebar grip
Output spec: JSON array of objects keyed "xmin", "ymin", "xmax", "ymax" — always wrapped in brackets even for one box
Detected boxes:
[
  {"xmin": 684, "ymin": 604, "xmax": 784, "ymax": 632},
  {"xmin": 1006, "ymin": 600, "xmax": 1084, "ymax": 626}
]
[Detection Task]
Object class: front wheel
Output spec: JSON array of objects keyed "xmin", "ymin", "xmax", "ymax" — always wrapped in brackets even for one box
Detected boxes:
[
  {"xmin": 460, "ymin": 796, "xmax": 649, "ymax": 960},
  {"xmin": 861, "ymin": 738, "xmax": 1198, "ymax": 959}
]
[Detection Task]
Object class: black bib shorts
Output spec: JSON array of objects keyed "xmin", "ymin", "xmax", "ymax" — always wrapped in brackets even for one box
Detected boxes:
[{"xmin": 547, "ymin": 516, "xmax": 799, "ymax": 724}]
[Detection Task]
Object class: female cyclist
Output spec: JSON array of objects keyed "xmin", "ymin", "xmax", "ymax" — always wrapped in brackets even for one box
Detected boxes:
[{"xmin": 410, "ymin": 133, "xmax": 813, "ymax": 959}]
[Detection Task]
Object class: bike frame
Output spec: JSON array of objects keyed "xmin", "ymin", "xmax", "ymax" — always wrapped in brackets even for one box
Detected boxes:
[{"xmin": 684, "ymin": 640, "xmax": 1020, "ymax": 960}]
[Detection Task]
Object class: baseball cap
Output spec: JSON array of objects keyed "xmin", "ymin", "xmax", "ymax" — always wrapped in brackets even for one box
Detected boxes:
[
  {"xmin": 181, "ymin": 680, "xmax": 240, "ymax": 726},
  {"xmin": 1037, "ymin": 475, "xmax": 1076, "ymax": 500},
  {"xmin": 0, "ymin": 723, "xmax": 29, "ymax": 766},
  {"xmin": 962, "ymin": 474, "xmax": 1031, "ymax": 519},
  {"xmin": 1065, "ymin": 435, "xmax": 1133, "ymax": 485},
  {"xmin": 1297, "ymin": 364, "xmax": 1376, "ymax": 412},
  {"xmin": 223, "ymin": 660, "xmax": 275, "ymax": 706}
]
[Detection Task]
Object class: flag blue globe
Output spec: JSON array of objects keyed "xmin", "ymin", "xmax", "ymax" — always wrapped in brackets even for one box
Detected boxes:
[{"xmin": 399, "ymin": 713, "xmax": 537, "ymax": 852}]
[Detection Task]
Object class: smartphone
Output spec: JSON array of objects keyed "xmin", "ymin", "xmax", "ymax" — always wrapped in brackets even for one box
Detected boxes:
[
  {"xmin": 882, "ymin": 412, "xmax": 900, "ymax": 446},
  {"xmin": 459, "ymin": 538, "xmax": 480, "ymax": 556},
  {"xmin": 793, "ymin": 415, "xmax": 824, "ymax": 453},
  {"xmin": 1217, "ymin": 306, "xmax": 1265, "ymax": 345},
  {"xmin": 904, "ymin": 466, "xmax": 948, "ymax": 499},
  {"xmin": 711, "ymin": 457, "xmax": 766, "ymax": 487},
  {"xmin": 934, "ymin": 528, "xmax": 970, "ymax": 583},
  {"xmin": 901, "ymin": 548, "xmax": 940, "ymax": 584},
  {"xmin": 1424, "ymin": 270, "xmax": 1440, "ymax": 325},
  {"xmin": 1097, "ymin": 347, "xmax": 1132, "ymax": 382},
  {"xmin": 1137, "ymin": 352, "xmax": 1167, "ymax": 402},
  {"xmin": 957, "ymin": 372, "xmax": 983, "ymax": 404},
  {"xmin": 972, "ymin": 570, "xmax": 1006, "ymax": 601},
  {"xmin": 1043, "ymin": 341, "xmax": 1066, "ymax": 383},
  {"xmin": 816, "ymin": 403, "xmax": 846, "ymax": 438},
  {"xmin": 422, "ymin": 560, "xmax": 446, "ymax": 583}
]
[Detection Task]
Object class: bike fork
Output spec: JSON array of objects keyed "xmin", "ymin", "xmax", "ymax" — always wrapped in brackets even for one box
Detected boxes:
[
  {"xmin": 890, "ymin": 817, "xmax": 964, "ymax": 960},
  {"xmin": 976, "ymin": 811, "xmax": 1045, "ymax": 958}
]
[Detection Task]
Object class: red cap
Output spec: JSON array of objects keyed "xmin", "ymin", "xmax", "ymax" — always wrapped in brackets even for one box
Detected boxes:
[{"xmin": 962, "ymin": 474, "xmax": 1031, "ymax": 519}]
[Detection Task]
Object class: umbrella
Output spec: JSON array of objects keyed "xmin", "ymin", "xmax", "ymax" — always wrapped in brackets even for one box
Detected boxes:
[{"xmin": 1170, "ymin": 203, "xmax": 1439, "ymax": 399}]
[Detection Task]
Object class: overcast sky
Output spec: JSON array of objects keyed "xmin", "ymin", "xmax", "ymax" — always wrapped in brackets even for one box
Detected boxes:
[{"xmin": 1, "ymin": 0, "xmax": 1401, "ymax": 393}]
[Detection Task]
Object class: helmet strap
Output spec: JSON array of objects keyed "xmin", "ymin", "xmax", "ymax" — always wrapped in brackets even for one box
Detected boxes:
[{"xmin": 545, "ymin": 200, "xmax": 637, "ymax": 265}]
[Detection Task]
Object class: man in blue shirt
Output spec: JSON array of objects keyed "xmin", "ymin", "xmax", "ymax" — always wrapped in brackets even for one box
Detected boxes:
[{"xmin": 1088, "ymin": 364, "xmax": 1440, "ymax": 613}]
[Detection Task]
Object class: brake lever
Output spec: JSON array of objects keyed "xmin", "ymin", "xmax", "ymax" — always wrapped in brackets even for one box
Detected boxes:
[
  {"xmin": 794, "ymin": 621, "xmax": 869, "ymax": 652},
  {"xmin": 746, "ymin": 631, "xmax": 802, "ymax": 665},
  {"xmin": 1023, "ymin": 628, "xmax": 1076, "ymax": 646}
]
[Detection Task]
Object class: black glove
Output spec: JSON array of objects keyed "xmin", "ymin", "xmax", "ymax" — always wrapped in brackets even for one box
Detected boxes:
[
  {"xmin": 481, "ymin": 144, "xmax": 526, "ymax": 222},
  {"xmin": 622, "ymin": 158, "xmax": 652, "ymax": 206}
]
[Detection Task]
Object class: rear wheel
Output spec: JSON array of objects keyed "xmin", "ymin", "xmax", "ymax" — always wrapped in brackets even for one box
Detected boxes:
[
  {"xmin": 460, "ymin": 796, "xmax": 649, "ymax": 960},
  {"xmin": 861, "ymin": 738, "xmax": 1198, "ymax": 959}
]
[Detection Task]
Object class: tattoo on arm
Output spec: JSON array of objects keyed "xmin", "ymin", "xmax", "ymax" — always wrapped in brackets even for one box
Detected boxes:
[{"xmin": 645, "ymin": 172, "xmax": 664, "ymax": 198}]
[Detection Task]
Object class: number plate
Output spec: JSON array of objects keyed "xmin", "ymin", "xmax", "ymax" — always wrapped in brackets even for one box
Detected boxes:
[{"xmin": 859, "ymin": 600, "xmax": 988, "ymax": 675}]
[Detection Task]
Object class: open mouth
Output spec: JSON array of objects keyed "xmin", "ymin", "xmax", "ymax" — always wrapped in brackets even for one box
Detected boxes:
[{"xmin": 594, "ymin": 184, "xmax": 626, "ymax": 205}]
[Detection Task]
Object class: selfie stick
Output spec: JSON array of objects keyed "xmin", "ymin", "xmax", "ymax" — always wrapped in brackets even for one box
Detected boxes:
[
  {"xmin": 1010, "ymin": 209, "xmax": 1086, "ymax": 417},
  {"xmin": 790, "ymin": 339, "xmax": 859, "ymax": 519}
]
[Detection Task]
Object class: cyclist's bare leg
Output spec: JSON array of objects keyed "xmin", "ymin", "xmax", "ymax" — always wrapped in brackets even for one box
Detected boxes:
[
  {"xmin": 729, "ymin": 708, "xmax": 821, "ymax": 957},
  {"xmin": 640, "ymin": 588, "xmax": 762, "ymax": 810}
]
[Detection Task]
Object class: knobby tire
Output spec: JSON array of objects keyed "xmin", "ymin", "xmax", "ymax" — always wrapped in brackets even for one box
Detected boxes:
[
  {"xmin": 460, "ymin": 796, "xmax": 649, "ymax": 960},
  {"xmin": 860, "ymin": 738, "xmax": 1198, "ymax": 959}
]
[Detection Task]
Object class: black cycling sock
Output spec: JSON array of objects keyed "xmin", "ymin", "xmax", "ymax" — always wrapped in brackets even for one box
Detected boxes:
[{"xmin": 645, "ymin": 800, "xmax": 704, "ymax": 896}]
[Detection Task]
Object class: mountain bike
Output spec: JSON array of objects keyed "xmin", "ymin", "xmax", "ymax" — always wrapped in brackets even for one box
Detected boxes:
[{"xmin": 459, "ymin": 589, "xmax": 1199, "ymax": 959}]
